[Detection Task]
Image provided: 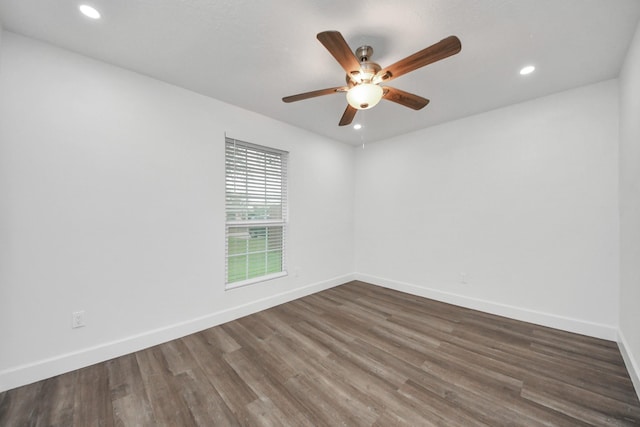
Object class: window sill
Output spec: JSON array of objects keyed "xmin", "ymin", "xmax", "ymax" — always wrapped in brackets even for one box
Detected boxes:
[{"xmin": 225, "ymin": 271, "xmax": 288, "ymax": 291}]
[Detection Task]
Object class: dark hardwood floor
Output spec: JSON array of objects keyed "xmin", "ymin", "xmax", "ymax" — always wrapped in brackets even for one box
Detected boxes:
[{"xmin": 1, "ymin": 281, "xmax": 639, "ymax": 426}]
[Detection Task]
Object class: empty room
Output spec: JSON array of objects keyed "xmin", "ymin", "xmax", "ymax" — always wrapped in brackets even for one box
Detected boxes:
[{"xmin": 1, "ymin": 0, "xmax": 640, "ymax": 425}]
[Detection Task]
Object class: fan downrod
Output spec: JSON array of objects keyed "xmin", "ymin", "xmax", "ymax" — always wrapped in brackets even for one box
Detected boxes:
[
  {"xmin": 348, "ymin": 45, "xmax": 381, "ymax": 84},
  {"xmin": 355, "ymin": 45, "xmax": 374, "ymax": 62}
]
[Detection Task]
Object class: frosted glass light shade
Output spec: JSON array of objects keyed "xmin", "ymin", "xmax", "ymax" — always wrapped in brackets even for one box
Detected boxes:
[{"xmin": 346, "ymin": 84, "xmax": 383, "ymax": 110}]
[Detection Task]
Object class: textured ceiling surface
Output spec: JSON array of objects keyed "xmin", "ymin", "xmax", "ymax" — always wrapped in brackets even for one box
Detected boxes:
[{"xmin": 1, "ymin": 0, "xmax": 639, "ymax": 144}]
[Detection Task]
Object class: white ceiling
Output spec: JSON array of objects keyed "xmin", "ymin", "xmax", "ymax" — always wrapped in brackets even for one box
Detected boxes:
[{"xmin": 1, "ymin": 0, "xmax": 639, "ymax": 145}]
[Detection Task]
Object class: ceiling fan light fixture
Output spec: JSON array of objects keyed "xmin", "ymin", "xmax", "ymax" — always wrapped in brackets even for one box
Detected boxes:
[
  {"xmin": 283, "ymin": 31, "xmax": 462, "ymax": 126},
  {"xmin": 346, "ymin": 83, "xmax": 383, "ymax": 110}
]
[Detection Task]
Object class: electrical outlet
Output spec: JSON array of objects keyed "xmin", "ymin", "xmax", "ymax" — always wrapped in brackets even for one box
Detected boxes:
[
  {"xmin": 72, "ymin": 310, "xmax": 85, "ymax": 328},
  {"xmin": 460, "ymin": 272, "xmax": 468, "ymax": 284}
]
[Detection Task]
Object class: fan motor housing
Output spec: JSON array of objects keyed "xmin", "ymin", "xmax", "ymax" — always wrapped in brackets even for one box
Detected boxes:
[
  {"xmin": 355, "ymin": 45, "xmax": 373, "ymax": 61},
  {"xmin": 346, "ymin": 45, "xmax": 381, "ymax": 85}
]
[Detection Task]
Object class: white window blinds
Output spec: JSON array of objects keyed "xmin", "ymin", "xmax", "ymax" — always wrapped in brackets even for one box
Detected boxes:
[{"xmin": 225, "ymin": 137, "xmax": 288, "ymax": 288}]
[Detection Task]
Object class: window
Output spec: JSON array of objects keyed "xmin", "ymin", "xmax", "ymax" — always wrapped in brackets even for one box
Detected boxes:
[{"xmin": 225, "ymin": 137, "xmax": 288, "ymax": 288}]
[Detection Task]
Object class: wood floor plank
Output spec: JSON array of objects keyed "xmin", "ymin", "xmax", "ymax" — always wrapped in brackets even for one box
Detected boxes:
[
  {"xmin": 448, "ymin": 325, "xmax": 637, "ymax": 403},
  {"xmin": 221, "ymin": 320, "xmax": 300, "ymax": 384},
  {"xmin": 0, "ymin": 380, "xmax": 45, "ymax": 425},
  {"xmin": 135, "ymin": 346, "xmax": 196, "ymax": 427},
  {"xmin": 73, "ymin": 363, "xmax": 115, "ymax": 427},
  {"xmin": 172, "ymin": 366, "xmax": 239, "ymax": 426},
  {"xmin": 368, "ymin": 323, "xmax": 440, "ymax": 363},
  {"xmin": 159, "ymin": 339, "xmax": 197, "ymax": 375},
  {"xmin": 245, "ymin": 396, "xmax": 296, "ymax": 427},
  {"xmin": 283, "ymin": 372, "xmax": 367, "ymax": 426},
  {"xmin": 2, "ymin": 280, "xmax": 639, "ymax": 426},
  {"xmin": 111, "ymin": 393, "xmax": 156, "ymax": 427},
  {"xmin": 530, "ymin": 340, "xmax": 629, "ymax": 377},
  {"xmin": 236, "ymin": 311, "xmax": 279, "ymax": 341},
  {"xmin": 397, "ymin": 379, "xmax": 493, "ymax": 427},
  {"xmin": 197, "ymin": 324, "xmax": 241, "ymax": 353},
  {"xmin": 180, "ymin": 332, "xmax": 257, "ymax": 426},
  {"xmin": 314, "ymin": 350, "xmax": 434, "ymax": 423},
  {"xmin": 33, "ymin": 372, "xmax": 76, "ymax": 427},
  {"xmin": 257, "ymin": 310, "xmax": 333, "ymax": 360},
  {"xmin": 223, "ymin": 348, "xmax": 318, "ymax": 426},
  {"xmin": 297, "ymin": 356, "xmax": 379, "ymax": 425},
  {"xmin": 34, "ymin": 374, "xmax": 77, "ymax": 426},
  {"xmin": 522, "ymin": 374, "xmax": 640, "ymax": 425},
  {"xmin": 153, "ymin": 336, "xmax": 240, "ymax": 425},
  {"xmin": 106, "ymin": 353, "xmax": 145, "ymax": 402},
  {"xmin": 181, "ymin": 331, "xmax": 236, "ymax": 378}
]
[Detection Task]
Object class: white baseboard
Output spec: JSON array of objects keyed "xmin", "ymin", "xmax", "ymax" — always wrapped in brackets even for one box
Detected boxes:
[
  {"xmin": 0, "ymin": 274, "xmax": 354, "ymax": 393},
  {"xmin": 1, "ymin": 272, "xmax": 624, "ymax": 394},
  {"xmin": 618, "ymin": 330, "xmax": 640, "ymax": 401},
  {"xmin": 355, "ymin": 273, "xmax": 618, "ymax": 341}
]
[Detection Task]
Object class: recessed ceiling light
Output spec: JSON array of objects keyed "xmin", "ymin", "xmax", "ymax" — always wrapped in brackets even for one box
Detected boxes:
[
  {"xmin": 520, "ymin": 65, "xmax": 535, "ymax": 75},
  {"xmin": 353, "ymin": 124, "xmax": 362, "ymax": 130},
  {"xmin": 79, "ymin": 4, "xmax": 101, "ymax": 19}
]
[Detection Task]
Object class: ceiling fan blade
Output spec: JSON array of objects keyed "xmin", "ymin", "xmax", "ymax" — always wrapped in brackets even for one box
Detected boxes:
[
  {"xmin": 382, "ymin": 86, "xmax": 430, "ymax": 110},
  {"xmin": 339, "ymin": 105, "xmax": 357, "ymax": 126},
  {"xmin": 376, "ymin": 36, "xmax": 461, "ymax": 83},
  {"xmin": 282, "ymin": 86, "xmax": 347, "ymax": 103},
  {"xmin": 317, "ymin": 31, "xmax": 362, "ymax": 79}
]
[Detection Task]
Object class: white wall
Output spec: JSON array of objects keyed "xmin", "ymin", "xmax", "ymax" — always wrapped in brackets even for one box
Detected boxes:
[
  {"xmin": 0, "ymin": 32, "xmax": 355, "ymax": 392},
  {"xmin": 355, "ymin": 80, "xmax": 620, "ymax": 339},
  {"xmin": 619, "ymin": 19, "xmax": 640, "ymax": 396}
]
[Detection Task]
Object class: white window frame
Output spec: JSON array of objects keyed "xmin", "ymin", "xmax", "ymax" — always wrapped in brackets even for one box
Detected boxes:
[{"xmin": 225, "ymin": 137, "xmax": 288, "ymax": 289}]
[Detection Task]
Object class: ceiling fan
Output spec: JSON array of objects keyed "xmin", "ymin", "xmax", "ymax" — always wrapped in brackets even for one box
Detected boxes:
[{"xmin": 282, "ymin": 31, "xmax": 462, "ymax": 126}]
